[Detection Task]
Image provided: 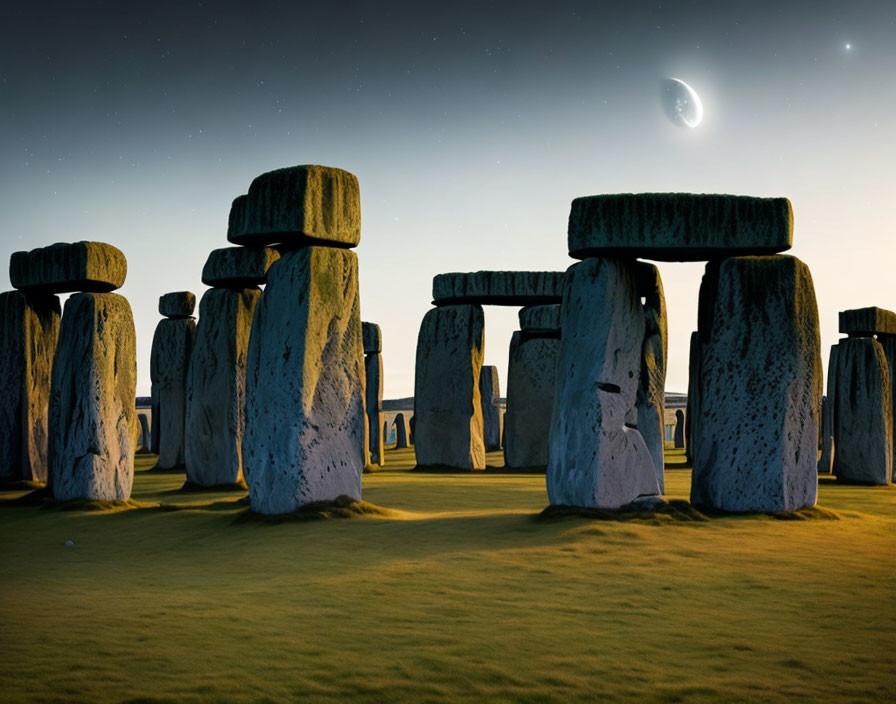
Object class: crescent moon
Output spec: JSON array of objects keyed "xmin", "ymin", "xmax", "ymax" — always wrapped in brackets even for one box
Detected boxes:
[{"xmin": 661, "ymin": 77, "xmax": 704, "ymax": 128}]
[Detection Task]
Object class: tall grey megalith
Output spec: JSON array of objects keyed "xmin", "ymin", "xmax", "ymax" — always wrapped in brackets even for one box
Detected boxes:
[
  {"xmin": 690, "ymin": 255, "xmax": 822, "ymax": 512},
  {"xmin": 414, "ymin": 304, "xmax": 485, "ymax": 470},
  {"xmin": 242, "ymin": 246, "xmax": 365, "ymax": 513},
  {"xmin": 0, "ymin": 291, "xmax": 60, "ymax": 482},
  {"xmin": 547, "ymin": 257, "xmax": 659, "ymax": 508}
]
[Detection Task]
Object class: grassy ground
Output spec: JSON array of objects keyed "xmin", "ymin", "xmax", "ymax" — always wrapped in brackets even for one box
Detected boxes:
[{"xmin": 1, "ymin": 447, "xmax": 894, "ymax": 703}]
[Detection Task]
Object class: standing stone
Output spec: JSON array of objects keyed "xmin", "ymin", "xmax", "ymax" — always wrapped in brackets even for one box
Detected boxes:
[
  {"xmin": 634, "ymin": 262, "xmax": 667, "ymax": 493},
  {"xmin": 150, "ymin": 318, "xmax": 196, "ymax": 470},
  {"xmin": 362, "ymin": 322, "xmax": 382, "ymax": 354},
  {"xmin": 480, "ymin": 365, "xmax": 501, "ymax": 452},
  {"xmin": 832, "ymin": 337, "xmax": 893, "ymax": 484},
  {"xmin": 691, "ymin": 256, "xmax": 822, "ymax": 512},
  {"xmin": 394, "ymin": 412, "xmax": 410, "ymax": 449},
  {"xmin": 49, "ymin": 293, "xmax": 137, "ymax": 501},
  {"xmin": 547, "ymin": 258, "xmax": 659, "ymax": 508},
  {"xmin": 150, "ymin": 388, "xmax": 160, "ymax": 454},
  {"xmin": 409, "ymin": 415, "xmax": 415, "ymax": 445},
  {"xmin": 685, "ymin": 331, "xmax": 700, "ymax": 465},
  {"xmin": 0, "ymin": 291, "xmax": 60, "ymax": 482},
  {"xmin": 242, "ymin": 247, "xmax": 365, "ymax": 513},
  {"xmin": 883, "ymin": 335, "xmax": 896, "ymax": 481},
  {"xmin": 365, "ymin": 352, "xmax": 384, "ymax": 466},
  {"xmin": 382, "ymin": 418, "xmax": 390, "ymax": 447},
  {"xmin": 137, "ymin": 413, "xmax": 151, "ymax": 453},
  {"xmin": 414, "ymin": 304, "xmax": 485, "ymax": 470},
  {"xmin": 185, "ymin": 287, "xmax": 261, "ymax": 487},
  {"xmin": 504, "ymin": 331, "xmax": 560, "ymax": 469},
  {"xmin": 818, "ymin": 345, "xmax": 839, "ymax": 475},
  {"xmin": 673, "ymin": 409, "xmax": 685, "ymax": 449}
]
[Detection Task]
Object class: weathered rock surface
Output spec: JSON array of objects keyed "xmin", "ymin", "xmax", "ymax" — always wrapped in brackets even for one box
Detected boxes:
[
  {"xmin": 691, "ymin": 256, "xmax": 822, "ymax": 511},
  {"xmin": 674, "ymin": 409, "xmax": 685, "ymax": 449},
  {"xmin": 158, "ymin": 291, "xmax": 196, "ymax": 318},
  {"xmin": 519, "ymin": 304, "xmax": 561, "ymax": 333},
  {"xmin": 685, "ymin": 331, "xmax": 699, "ymax": 465},
  {"xmin": 150, "ymin": 318, "xmax": 195, "ymax": 470},
  {"xmin": 567, "ymin": 193, "xmax": 793, "ymax": 261},
  {"xmin": 832, "ymin": 337, "xmax": 893, "ymax": 484},
  {"xmin": 242, "ymin": 248, "xmax": 365, "ymax": 513},
  {"xmin": 10, "ymin": 241, "xmax": 127, "ymax": 294},
  {"xmin": 201, "ymin": 247, "xmax": 280, "ymax": 288},
  {"xmin": 414, "ymin": 304, "xmax": 485, "ymax": 469},
  {"xmin": 227, "ymin": 195, "xmax": 248, "ymax": 242},
  {"xmin": 504, "ymin": 331, "xmax": 559, "ymax": 469},
  {"xmin": 0, "ymin": 291, "xmax": 60, "ymax": 481},
  {"xmin": 137, "ymin": 413, "xmax": 151, "ymax": 453},
  {"xmin": 818, "ymin": 344, "xmax": 840, "ymax": 474},
  {"xmin": 229, "ymin": 165, "xmax": 361, "ymax": 248},
  {"xmin": 479, "ymin": 365, "xmax": 501, "ymax": 452},
  {"xmin": 634, "ymin": 262, "xmax": 667, "ymax": 493},
  {"xmin": 394, "ymin": 412, "xmax": 410, "ymax": 449},
  {"xmin": 883, "ymin": 335, "xmax": 896, "ymax": 481},
  {"xmin": 839, "ymin": 307, "xmax": 896, "ymax": 336},
  {"xmin": 185, "ymin": 288, "xmax": 260, "ymax": 487},
  {"xmin": 362, "ymin": 322, "xmax": 382, "ymax": 354},
  {"xmin": 49, "ymin": 293, "xmax": 137, "ymax": 501},
  {"xmin": 365, "ymin": 352, "xmax": 384, "ymax": 466},
  {"xmin": 432, "ymin": 271, "xmax": 565, "ymax": 306},
  {"xmin": 547, "ymin": 258, "xmax": 660, "ymax": 508}
]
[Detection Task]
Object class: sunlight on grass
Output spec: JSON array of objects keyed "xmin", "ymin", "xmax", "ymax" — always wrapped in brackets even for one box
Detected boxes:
[{"xmin": 0, "ymin": 447, "xmax": 894, "ymax": 703}]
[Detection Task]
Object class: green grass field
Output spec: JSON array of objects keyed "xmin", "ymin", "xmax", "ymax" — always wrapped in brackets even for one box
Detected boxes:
[{"xmin": 1, "ymin": 447, "xmax": 894, "ymax": 703}]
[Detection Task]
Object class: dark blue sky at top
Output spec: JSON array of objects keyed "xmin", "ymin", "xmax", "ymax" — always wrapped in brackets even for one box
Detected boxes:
[{"xmin": 1, "ymin": 0, "xmax": 894, "ymax": 396}]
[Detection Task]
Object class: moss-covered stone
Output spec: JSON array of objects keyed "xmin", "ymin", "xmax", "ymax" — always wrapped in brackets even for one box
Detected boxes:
[
  {"xmin": 10, "ymin": 241, "xmax": 127, "ymax": 293},
  {"xmin": 567, "ymin": 193, "xmax": 793, "ymax": 261},
  {"xmin": 229, "ymin": 165, "xmax": 361, "ymax": 248}
]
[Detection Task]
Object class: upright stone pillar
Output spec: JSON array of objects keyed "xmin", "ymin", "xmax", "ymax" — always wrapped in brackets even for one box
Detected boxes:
[
  {"xmin": 547, "ymin": 258, "xmax": 659, "ymax": 508},
  {"xmin": 414, "ymin": 304, "xmax": 485, "ymax": 470},
  {"xmin": 634, "ymin": 262, "xmax": 667, "ymax": 493},
  {"xmin": 881, "ymin": 335, "xmax": 896, "ymax": 482},
  {"xmin": 691, "ymin": 256, "xmax": 822, "ymax": 511},
  {"xmin": 673, "ymin": 409, "xmax": 685, "ymax": 449},
  {"xmin": 394, "ymin": 412, "xmax": 410, "ymax": 449},
  {"xmin": 185, "ymin": 268, "xmax": 266, "ymax": 488},
  {"xmin": 243, "ymin": 246, "xmax": 365, "ymax": 511},
  {"xmin": 235, "ymin": 165, "xmax": 365, "ymax": 513},
  {"xmin": 362, "ymin": 322, "xmax": 384, "ymax": 467},
  {"xmin": 504, "ymin": 305, "xmax": 561, "ymax": 469},
  {"xmin": 685, "ymin": 331, "xmax": 699, "ymax": 465},
  {"xmin": 7, "ymin": 241, "xmax": 135, "ymax": 501},
  {"xmin": 479, "ymin": 365, "xmax": 501, "ymax": 452},
  {"xmin": 818, "ymin": 345, "xmax": 840, "ymax": 474},
  {"xmin": 831, "ymin": 338, "xmax": 892, "ymax": 484},
  {"xmin": 0, "ymin": 291, "xmax": 60, "ymax": 482},
  {"xmin": 150, "ymin": 292, "xmax": 196, "ymax": 470}
]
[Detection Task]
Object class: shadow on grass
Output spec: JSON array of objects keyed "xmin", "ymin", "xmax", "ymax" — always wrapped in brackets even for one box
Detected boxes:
[
  {"xmin": 232, "ymin": 494, "xmax": 394, "ymax": 524},
  {"xmin": 539, "ymin": 500, "xmax": 841, "ymax": 524},
  {"xmin": 538, "ymin": 499, "xmax": 709, "ymax": 524},
  {"xmin": 179, "ymin": 480, "xmax": 248, "ymax": 493}
]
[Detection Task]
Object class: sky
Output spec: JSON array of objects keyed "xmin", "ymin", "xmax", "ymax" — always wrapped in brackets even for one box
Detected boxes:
[{"xmin": 1, "ymin": 0, "xmax": 894, "ymax": 399}]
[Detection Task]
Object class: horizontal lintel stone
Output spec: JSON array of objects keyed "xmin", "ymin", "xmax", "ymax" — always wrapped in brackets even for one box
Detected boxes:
[
  {"xmin": 839, "ymin": 307, "xmax": 896, "ymax": 337},
  {"xmin": 227, "ymin": 165, "xmax": 361, "ymax": 248},
  {"xmin": 567, "ymin": 193, "xmax": 793, "ymax": 262},
  {"xmin": 10, "ymin": 241, "xmax": 127, "ymax": 294},
  {"xmin": 201, "ymin": 247, "xmax": 280, "ymax": 288},
  {"xmin": 432, "ymin": 271, "xmax": 565, "ymax": 306}
]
